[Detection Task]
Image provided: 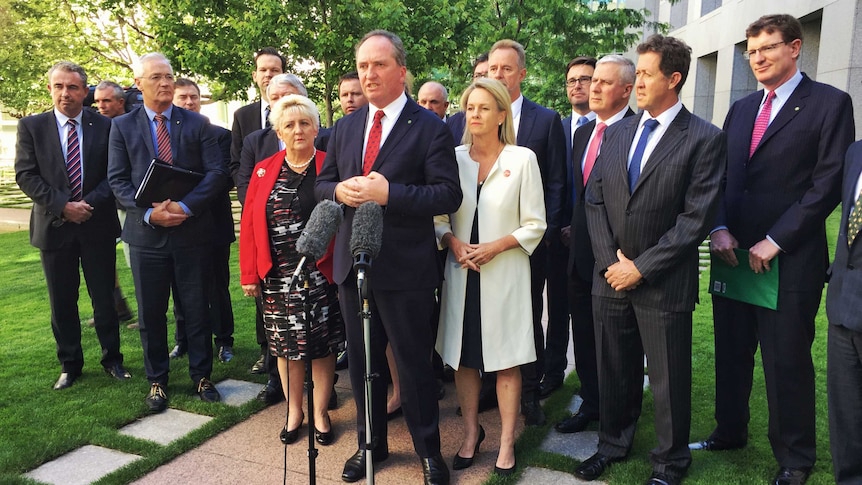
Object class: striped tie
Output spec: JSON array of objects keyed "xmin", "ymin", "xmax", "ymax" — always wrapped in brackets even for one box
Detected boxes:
[
  {"xmin": 848, "ymin": 187, "xmax": 862, "ymax": 247},
  {"xmin": 749, "ymin": 90, "xmax": 775, "ymax": 158},
  {"xmin": 155, "ymin": 114, "xmax": 173, "ymax": 164},
  {"xmin": 65, "ymin": 119, "xmax": 82, "ymax": 201}
]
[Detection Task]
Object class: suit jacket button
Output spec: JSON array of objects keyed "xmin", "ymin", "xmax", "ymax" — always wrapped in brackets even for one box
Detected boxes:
[{"xmin": 849, "ymin": 264, "xmax": 855, "ymax": 270}]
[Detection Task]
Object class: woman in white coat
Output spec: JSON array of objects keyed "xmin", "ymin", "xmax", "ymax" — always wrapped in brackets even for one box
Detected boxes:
[{"xmin": 435, "ymin": 78, "xmax": 546, "ymax": 476}]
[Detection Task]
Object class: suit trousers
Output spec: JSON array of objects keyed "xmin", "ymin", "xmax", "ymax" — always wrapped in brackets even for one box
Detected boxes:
[
  {"xmin": 131, "ymin": 242, "xmax": 213, "ymax": 385},
  {"xmin": 594, "ymin": 295, "xmax": 692, "ymax": 474},
  {"xmin": 566, "ymin": 271, "xmax": 599, "ymax": 418},
  {"xmin": 711, "ymin": 289, "xmax": 818, "ymax": 468},
  {"xmin": 339, "ymin": 275, "xmax": 441, "ymax": 458},
  {"xmin": 543, "ymin": 238, "xmax": 571, "ymax": 383},
  {"xmin": 827, "ymin": 323, "xmax": 862, "ymax": 484},
  {"xmin": 40, "ymin": 238, "xmax": 122, "ymax": 373},
  {"xmin": 521, "ymin": 242, "xmax": 548, "ymax": 400}
]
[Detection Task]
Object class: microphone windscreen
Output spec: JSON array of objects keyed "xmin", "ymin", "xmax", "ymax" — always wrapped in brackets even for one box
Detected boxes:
[
  {"xmin": 349, "ymin": 201, "xmax": 384, "ymax": 259},
  {"xmin": 296, "ymin": 199, "xmax": 343, "ymax": 260}
]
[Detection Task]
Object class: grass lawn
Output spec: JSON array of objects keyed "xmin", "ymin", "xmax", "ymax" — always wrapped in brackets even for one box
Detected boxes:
[{"xmin": 0, "ymin": 208, "xmax": 843, "ymax": 484}]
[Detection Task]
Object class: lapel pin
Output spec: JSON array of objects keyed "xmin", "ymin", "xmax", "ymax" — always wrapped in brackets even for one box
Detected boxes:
[
  {"xmin": 794, "ymin": 107, "xmax": 800, "ymax": 111},
  {"xmin": 503, "ymin": 169, "xmax": 511, "ymax": 177},
  {"xmin": 176, "ymin": 120, "xmax": 181, "ymax": 125},
  {"xmin": 407, "ymin": 119, "xmax": 412, "ymax": 124},
  {"xmin": 257, "ymin": 168, "xmax": 266, "ymax": 177}
]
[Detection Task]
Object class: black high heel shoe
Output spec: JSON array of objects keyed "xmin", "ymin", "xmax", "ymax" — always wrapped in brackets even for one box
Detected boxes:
[
  {"xmin": 494, "ymin": 457, "xmax": 517, "ymax": 476},
  {"xmin": 314, "ymin": 414, "xmax": 334, "ymax": 445},
  {"xmin": 452, "ymin": 425, "xmax": 485, "ymax": 470},
  {"xmin": 280, "ymin": 413, "xmax": 304, "ymax": 444}
]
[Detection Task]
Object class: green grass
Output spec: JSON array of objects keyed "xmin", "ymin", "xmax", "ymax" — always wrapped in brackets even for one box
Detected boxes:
[{"xmin": 0, "ymin": 208, "xmax": 843, "ymax": 484}]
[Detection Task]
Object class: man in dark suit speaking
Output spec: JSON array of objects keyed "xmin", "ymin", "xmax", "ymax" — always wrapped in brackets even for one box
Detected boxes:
[
  {"xmin": 692, "ymin": 14, "xmax": 855, "ymax": 485},
  {"xmin": 315, "ymin": 30, "xmax": 461, "ymax": 485},
  {"xmin": 108, "ymin": 53, "xmax": 229, "ymax": 412},
  {"xmin": 578, "ymin": 35, "xmax": 725, "ymax": 485},
  {"xmin": 15, "ymin": 61, "xmax": 127, "ymax": 390}
]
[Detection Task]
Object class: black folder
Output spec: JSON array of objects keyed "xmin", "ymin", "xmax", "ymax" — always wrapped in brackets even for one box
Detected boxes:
[{"xmin": 134, "ymin": 159, "xmax": 204, "ymax": 208}]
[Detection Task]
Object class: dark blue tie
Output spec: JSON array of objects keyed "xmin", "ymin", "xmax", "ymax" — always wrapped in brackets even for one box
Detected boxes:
[{"xmin": 628, "ymin": 118, "xmax": 659, "ymax": 192}]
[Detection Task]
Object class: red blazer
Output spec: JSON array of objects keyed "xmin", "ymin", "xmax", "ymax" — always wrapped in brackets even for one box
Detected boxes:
[{"xmin": 239, "ymin": 149, "xmax": 333, "ymax": 285}]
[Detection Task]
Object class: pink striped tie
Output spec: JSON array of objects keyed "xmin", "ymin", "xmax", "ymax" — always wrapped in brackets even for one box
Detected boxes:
[
  {"xmin": 749, "ymin": 90, "xmax": 775, "ymax": 158},
  {"xmin": 155, "ymin": 114, "xmax": 173, "ymax": 164},
  {"xmin": 65, "ymin": 119, "xmax": 82, "ymax": 201}
]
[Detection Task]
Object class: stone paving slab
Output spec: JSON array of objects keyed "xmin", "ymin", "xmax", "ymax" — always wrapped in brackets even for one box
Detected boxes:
[
  {"xmin": 24, "ymin": 444, "xmax": 141, "ymax": 485},
  {"xmin": 518, "ymin": 466, "xmax": 608, "ymax": 485},
  {"xmin": 542, "ymin": 393, "xmax": 599, "ymax": 462},
  {"xmin": 215, "ymin": 378, "xmax": 261, "ymax": 406},
  {"xmin": 119, "ymin": 408, "xmax": 213, "ymax": 446}
]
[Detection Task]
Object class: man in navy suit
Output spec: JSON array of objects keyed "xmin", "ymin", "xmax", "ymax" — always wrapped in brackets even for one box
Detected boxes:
[
  {"xmin": 555, "ymin": 54, "xmax": 634, "ymax": 435},
  {"xmin": 487, "ymin": 38, "xmax": 567, "ymax": 425},
  {"xmin": 826, "ymin": 140, "xmax": 862, "ymax": 485},
  {"xmin": 446, "ymin": 53, "xmax": 487, "ymax": 143},
  {"xmin": 691, "ymin": 14, "xmax": 855, "ymax": 485},
  {"xmin": 579, "ymin": 35, "xmax": 725, "ymax": 485},
  {"xmin": 108, "ymin": 53, "xmax": 229, "ymax": 412},
  {"xmin": 315, "ymin": 30, "xmax": 461, "ymax": 485},
  {"xmin": 15, "ymin": 61, "xmax": 127, "ymax": 390}
]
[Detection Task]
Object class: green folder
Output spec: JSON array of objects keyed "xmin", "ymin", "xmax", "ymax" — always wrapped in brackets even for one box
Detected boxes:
[{"xmin": 708, "ymin": 248, "xmax": 779, "ymax": 310}]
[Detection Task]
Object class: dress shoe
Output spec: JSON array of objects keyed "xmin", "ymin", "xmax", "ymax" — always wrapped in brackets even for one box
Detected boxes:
[
  {"xmin": 103, "ymin": 363, "xmax": 131, "ymax": 380},
  {"xmin": 773, "ymin": 467, "xmax": 811, "ymax": 485},
  {"xmin": 688, "ymin": 437, "xmax": 746, "ymax": 451},
  {"xmin": 250, "ymin": 354, "xmax": 266, "ymax": 374},
  {"xmin": 169, "ymin": 345, "xmax": 186, "ymax": 359},
  {"xmin": 522, "ymin": 399, "xmax": 546, "ymax": 426},
  {"xmin": 494, "ymin": 457, "xmax": 517, "ymax": 477},
  {"xmin": 452, "ymin": 425, "xmax": 485, "ymax": 470},
  {"xmin": 197, "ymin": 377, "xmax": 221, "ymax": 402},
  {"xmin": 341, "ymin": 448, "xmax": 390, "ymax": 483},
  {"xmin": 126, "ymin": 322, "xmax": 140, "ymax": 330},
  {"xmin": 53, "ymin": 372, "xmax": 79, "ymax": 390},
  {"xmin": 574, "ymin": 453, "xmax": 621, "ymax": 481},
  {"xmin": 280, "ymin": 413, "xmax": 304, "ymax": 444},
  {"xmin": 555, "ymin": 411, "xmax": 596, "ymax": 434},
  {"xmin": 539, "ymin": 377, "xmax": 563, "ymax": 398},
  {"xmin": 645, "ymin": 471, "xmax": 682, "ymax": 485},
  {"xmin": 314, "ymin": 414, "xmax": 334, "ymax": 445},
  {"xmin": 421, "ymin": 453, "xmax": 450, "ymax": 485},
  {"xmin": 217, "ymin": 345, "xmax": 233, "ymax": 363},
  {"xmin": 257, "ymin": 379, "xmax": 285, "ymax": 405},
  {"xmin": 145, "ymin": 382, "xmax": 168, "ymax": 412}
]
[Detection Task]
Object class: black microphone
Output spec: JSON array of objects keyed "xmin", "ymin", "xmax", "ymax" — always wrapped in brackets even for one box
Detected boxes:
[
  {"xmin": 296, "ymin": 199, "xmax": 343, "ymax": 260},
  {"xmin": 349, "ymin": 201, "xmax": 384, "ymax": 272}
]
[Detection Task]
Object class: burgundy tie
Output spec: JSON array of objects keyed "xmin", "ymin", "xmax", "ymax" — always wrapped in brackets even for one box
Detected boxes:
[
  {"xmin": 66, "ymin": 119, "xmax": 82, "ymax": 201},
  {"xmin": 363, "ymin": 110, "xmax": 385, "ymax": 175},
  {"xmin": 749, "ymin": 90, "xmax": 775, "ymax": 158},
  {"xmin": 155, "ymin": 114, "xmax": 173, "ymax": 164},
  {"xmin": 582, "ymin": 122, "xmax": 607, "ymax": 186}
]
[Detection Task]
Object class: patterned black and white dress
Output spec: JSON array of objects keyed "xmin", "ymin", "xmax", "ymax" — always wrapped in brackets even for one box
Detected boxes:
[{"xmin": 261, "ymin": 162, "xmax": 345, "ymax": 360}]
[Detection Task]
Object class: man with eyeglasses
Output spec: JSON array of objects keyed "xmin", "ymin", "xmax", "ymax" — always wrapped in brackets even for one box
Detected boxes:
[
  {"xmin": 486, "ymin": 38, "xmax": 567, "ymax": 427},
  {"xmin": 690, "ymin": 14, "xmax": 854, "ymax": 485},
  {"xmin": 108, "ymin": 53, "xmax": 230, "ymax": 412},
  {"xmin": 447, "ymin": 53, "xmax": 488, "ymax": 142}
]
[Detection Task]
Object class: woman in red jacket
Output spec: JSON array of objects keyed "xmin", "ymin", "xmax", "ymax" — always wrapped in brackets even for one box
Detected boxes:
[{"xmin": 239, "ymin": 94, "xmax": 344, "ymax": 446}]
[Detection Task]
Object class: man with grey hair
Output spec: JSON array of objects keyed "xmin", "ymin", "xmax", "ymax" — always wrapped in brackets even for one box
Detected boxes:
[
  {"xmin": 108, "ymin": 53, "xmax": 229, "ymax": 412},
  {"xmin": 555, "ymin": 54, "xmax": 635, "ymax": 435},
  {"xmin": 16, "ymin": 61, "xmax": 127, "ymax": 390},
  {"xmin": 94, "ymin": 81, "xmax": 127, "ymax": 118},
  {"xmin": 417, "ymin": 81, "xmax": 449, "ymax": 120}
]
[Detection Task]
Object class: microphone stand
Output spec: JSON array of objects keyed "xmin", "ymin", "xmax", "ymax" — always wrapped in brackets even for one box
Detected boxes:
[{"xmin": 355, "ymin": 254, "xmax": 376, "ymax": 485}]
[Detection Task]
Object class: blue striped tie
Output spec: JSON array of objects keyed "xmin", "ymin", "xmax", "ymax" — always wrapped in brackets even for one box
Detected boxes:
[{"xmin": 65, "ymin": 119, "xmax": 82, "ymax": 201}]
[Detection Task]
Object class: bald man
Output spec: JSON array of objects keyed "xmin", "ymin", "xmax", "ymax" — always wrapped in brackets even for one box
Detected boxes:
[{"xmin": 417, "ymin": 81, "xmax": 449, "ymax": 120}]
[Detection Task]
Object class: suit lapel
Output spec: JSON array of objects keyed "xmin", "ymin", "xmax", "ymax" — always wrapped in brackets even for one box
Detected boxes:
[
  {"xmin": 614, "ymin": 114, "xmax": 640, "ymax": 186},
  {"xmin": 370, "ymin": 101, "xmax": 418, "ymax": 173},
  {"xmin": 754, "ymin": 75, "xmax": 810, "ymax": 157},
  {"xmin": 635, "ymin": 108, "xmax": 690, "ymax": 191},
  {"xmin": 572, "ymin": 119, "xmax": 595, "ymax": 188},
  {"xmin": 136, "ymin": 109, "xmax": 157, "ymax": 160},
  {"xmin": 517, "ymin": 99, "xmax": 536, "ymax": 145},
  {"xmin": 80, "ymin": 111, "xmax": 96, "ymax": 187},
  {"xmin": 170, "ymin": 108, "xmax": 184, "ymax": 163}
]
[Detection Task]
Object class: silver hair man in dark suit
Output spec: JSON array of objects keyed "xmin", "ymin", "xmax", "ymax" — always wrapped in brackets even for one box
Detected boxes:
[{"xmin": 578, "ymin": 35, "xmax": 725, "ymax": 485}]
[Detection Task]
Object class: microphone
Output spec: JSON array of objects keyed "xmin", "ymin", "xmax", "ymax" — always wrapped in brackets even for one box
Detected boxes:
[
  {"xmin": 291, "ymin": 199, "xmax": 343, "ymax": 286},
  {"xmin": 349, "ymin": 201, "xmax": 383, "ymax": 272}
]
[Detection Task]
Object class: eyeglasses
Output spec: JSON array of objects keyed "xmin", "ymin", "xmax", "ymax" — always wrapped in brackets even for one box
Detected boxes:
[
  {"xmin": 565, "ymin": 76, "xmax": 593, "ymax": 87},
  {"xmin": 146, "ymin": 74, "xmax": 175, "ymax": 83},
  {"xmin": 742, "ymin": 41, "xmax": 786, "ymax": 60}
]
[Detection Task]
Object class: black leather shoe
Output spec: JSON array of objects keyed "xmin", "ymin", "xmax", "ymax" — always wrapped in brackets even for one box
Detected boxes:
[
  {"xmin": 53, "ymin": 372, "xmax": 79, "ymax": 390},
  {"xmin": 773, "ymin": 467, "xmax": 811, "ymax": 485},
  {"xmin": 645, "ymin": 471, "xmax": 681, "ymax": 485},
  {"xmin": 249, "ymin": 354, "xmax": 266, "ymax": 374},
  {"xmin": 104, "ymin": 364, "xmax": 131, "ymax": 380},
  {"xmin": 555, "ymin": 411, "xmax": 596, "ymax": 434},
  {"xmin": 688, "ymin": 437, "xmax": 746, "ymax": 451},
  {"xmin": 494, "ymin": 457, "xmax": 517, "ymax": 477},
  {"xmin": 539, "ymin": 378, "xmax": 563, "ymax": 398},
  {"xmin": 421, "ymin": 453, "xmax": 450, "ymax": 485},
  {"xmin": 341, "ymin": 448, "xmax": 389, "ymax": 483},
  {"xmin": 257, "ymin": 379, "xmax": 285, "ymax": 405},
  {"xmin": 145, "ymin": 383, "xmax": 168, "ymax": 412},
  {"xmin": 522, "ymin": 399, "xmax": 546, "ymax": 426},
  {"xmin": 575, "ymin": 453, "xmax": 621, "ymax": 481},
  {"xmin": 197, "ymin": 377, "xmax": 221, "ymax": 402},
  {"xmin": 452, "ymin": 426, "xmax": 485, "ymax": 470},
  {"xmin": 280, "ymin": 413, "xmax": 304, "ymax": 444},
  {"xmin": 314, "ymin": 414, "xmax": 334, "ymax": 445}
]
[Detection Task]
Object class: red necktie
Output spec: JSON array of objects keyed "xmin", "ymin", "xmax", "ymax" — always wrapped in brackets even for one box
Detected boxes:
[
  {"xmin": 749, "ymin": 90, "xmax": 775, "ymax": 158},
  {"xmin": 363, "ymin": 110, "xmax": 385, "ymax": 175},
  {"xmin": 65, "ymin": 119, "xmax": 82, "ymax": 201},
  {"xmin": 155, "ymin": 114, "xmax": 173, "ymax": 164},
  {"xmin": 582, "ymin": 122, "xmax": 607, "ymax": 186}
]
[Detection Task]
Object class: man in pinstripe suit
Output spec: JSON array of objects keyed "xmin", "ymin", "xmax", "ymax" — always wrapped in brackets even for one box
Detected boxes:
[{"xmin": 578, "ymin": 35, "xmax": 725, "ymax": 485}]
